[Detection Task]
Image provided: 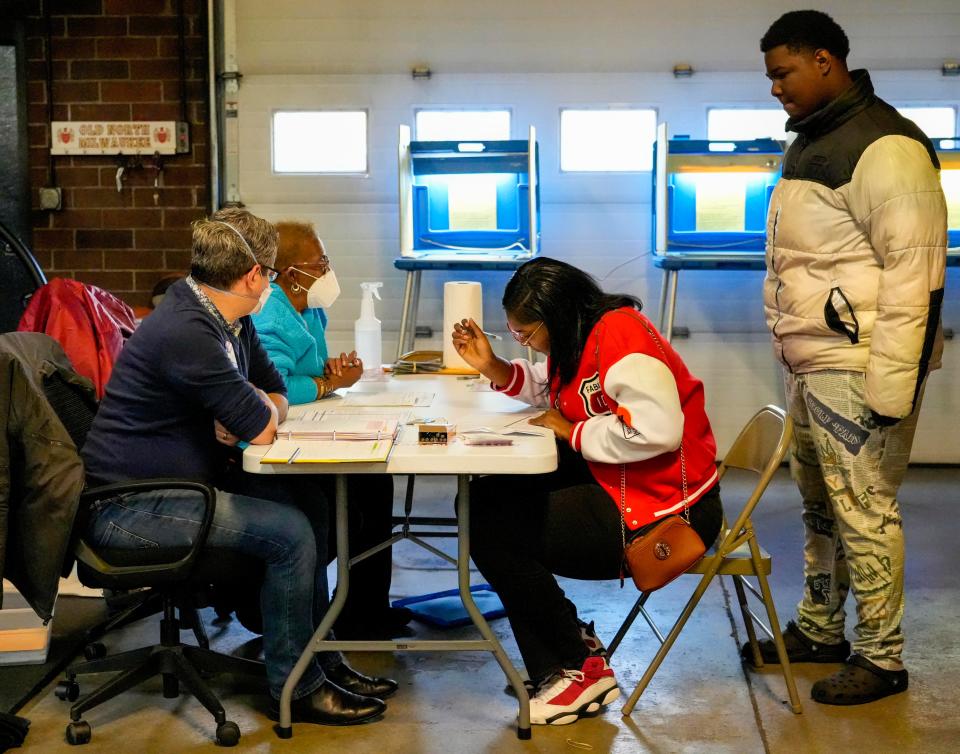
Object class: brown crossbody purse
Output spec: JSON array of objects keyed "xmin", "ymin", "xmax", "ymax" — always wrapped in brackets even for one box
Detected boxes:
[{"xmin": 606, "ymin": 313, "xmax": 707, "ymax": 592}]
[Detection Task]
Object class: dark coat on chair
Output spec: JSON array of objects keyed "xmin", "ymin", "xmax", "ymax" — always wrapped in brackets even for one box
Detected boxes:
[{"xmin": 0, "ymin": 333, "xmax": 93, "ymax": 621}]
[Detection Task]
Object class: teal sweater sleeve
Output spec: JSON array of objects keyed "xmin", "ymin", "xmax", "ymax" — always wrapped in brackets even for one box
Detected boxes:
[{"xmin": 251, "ymin": 286, "xmax": 330, "ymax": 405}]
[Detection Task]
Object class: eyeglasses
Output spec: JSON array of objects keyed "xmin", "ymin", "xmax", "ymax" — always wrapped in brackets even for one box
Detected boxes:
[
  {"xmin": 508, "ymin": 321, "xmax": 544, "ymax": 347},
  {"xmin": 289, "ymin": 255, "xmax": 331, "ymax": 273},
  {"xmin": 289, "ymin": 264, "xmax": 331, "ymax": 283},
  {"xmin": 259, "ymin": 264, "xmax": 280, "ymax": 283}
]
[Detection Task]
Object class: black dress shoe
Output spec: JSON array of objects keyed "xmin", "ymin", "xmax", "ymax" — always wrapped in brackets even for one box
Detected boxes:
[
  {"xmin": 387, "ymin": 606, "xmax": 414, "ymax": 627},
  {"xmin": 268, "ymin": 682, "xmax": 385, "ymax": 726},
  {"xmin": 325, "ymin": 662, "xmax": 399, "ymax": 699}
]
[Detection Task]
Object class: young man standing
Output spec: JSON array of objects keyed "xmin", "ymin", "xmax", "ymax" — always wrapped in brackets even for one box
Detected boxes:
[{"xmin": 752, "ymin": 10, "xmax": 947, "ymax": 704}]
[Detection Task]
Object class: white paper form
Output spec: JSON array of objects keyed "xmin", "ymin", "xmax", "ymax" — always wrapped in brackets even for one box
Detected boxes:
[
  {"xmin": 339, "ymin": 392, "xmax": 435, "ymax": 407},
  {"xmin": 446, "ymin": 174, "xmax": 499, "ymax": 230},
  {"xmin": 456, "ymin": 410, "xmax": 547, "ymax": 434},
  {"xmin": 260, "ymin": 439, "xmax": 393, "ymax": 464},
  {"xmin": 693, "ymin": 173, "xmax": 747, "ymax": 232},
  {"xmin": 276, "ymin": 413, "xmax": 401, "ymax": 441}
]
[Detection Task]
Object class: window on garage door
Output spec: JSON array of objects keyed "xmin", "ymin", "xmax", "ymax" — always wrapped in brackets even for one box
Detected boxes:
[{"xmin": 272, "ymin": 110, "xmax": 368, "ymax": 174}]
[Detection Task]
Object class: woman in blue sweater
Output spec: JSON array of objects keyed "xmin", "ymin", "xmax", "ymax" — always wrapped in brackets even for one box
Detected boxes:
[{"xmin": 252, "ymin": 221, "xmax": 411, "ymax": 640}]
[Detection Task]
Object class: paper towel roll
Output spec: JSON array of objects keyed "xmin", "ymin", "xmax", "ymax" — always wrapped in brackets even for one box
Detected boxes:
[{"xmin": 443, "ymin": 281, "xmax": 483, "ymax": 370}]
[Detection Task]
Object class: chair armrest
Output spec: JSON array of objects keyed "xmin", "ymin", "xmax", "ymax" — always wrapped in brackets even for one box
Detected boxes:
[{"xmin": 76, "ymin": 479, "xmax": 217, "ymax": 583}]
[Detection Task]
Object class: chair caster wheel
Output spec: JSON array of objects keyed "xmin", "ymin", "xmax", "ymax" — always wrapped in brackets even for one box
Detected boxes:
[
  {"xmin": 55, "ymin": 680, "xmax": 80, "ymax": 702},
  {"xmin": 216, "ymin": 720, "xmax": 240, "ymax": 747},
  {"xmin": 83, "ymin": 642, "xmax": 107, "ymax": 660},
  {"xmin": 66, "ymin": 720, "xmax": 92, "ymax": 745}
]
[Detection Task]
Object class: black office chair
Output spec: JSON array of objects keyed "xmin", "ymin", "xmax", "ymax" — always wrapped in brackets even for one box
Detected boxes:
[
  {"xmin": 33, "ymin": 345, "xmax": 266, "ymax": 747},
  {"xmin": 0, "ymin": 221, "xmax": 46, "ymax": 334}
]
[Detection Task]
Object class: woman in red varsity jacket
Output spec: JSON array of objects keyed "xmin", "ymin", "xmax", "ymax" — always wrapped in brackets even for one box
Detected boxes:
[{"xmin": 451, "ymin": 257, "xmax": 722, "ymax": 726}]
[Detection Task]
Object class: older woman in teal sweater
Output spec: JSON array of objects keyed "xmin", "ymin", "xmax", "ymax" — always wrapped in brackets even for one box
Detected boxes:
[
  {"xmin": 251, "ymin": 221, "xmax": 411, "ymax": 640},
  {"xmin": 252, "ymin": 234, "xmax": 359, "ymax": 402}
]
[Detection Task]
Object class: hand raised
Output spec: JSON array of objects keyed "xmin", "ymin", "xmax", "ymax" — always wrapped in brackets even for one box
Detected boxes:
[{"xmin": 451, "ymin": 318, "xmax": 494, "ymax": 371}]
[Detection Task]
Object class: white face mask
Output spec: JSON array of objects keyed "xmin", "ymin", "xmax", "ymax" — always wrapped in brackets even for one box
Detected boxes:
[
  {"xmin": 204, "ymin": 277, "xmax": 272, "ymax": 315},
  {"xmin": 293, "ymin": 267, "xmax": 340, "ymax": 309},
  {"xmin": 214, "ymin": 220, "xmax": 275, "ymax": 314},
  {"xmin": 251, "ymin": 283, "xmax": 273, "ymax": 315}
]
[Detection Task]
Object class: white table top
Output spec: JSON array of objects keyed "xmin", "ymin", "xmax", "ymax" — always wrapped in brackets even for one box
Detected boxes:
[{"xmin": 242, "ymin": 374, "xmax": 558, "ymax": 476}]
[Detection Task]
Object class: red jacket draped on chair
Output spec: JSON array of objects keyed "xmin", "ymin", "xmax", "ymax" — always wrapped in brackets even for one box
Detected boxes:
[{"xmin": 18, "ymin": 278, "xmax": 137, "ymax": 398}]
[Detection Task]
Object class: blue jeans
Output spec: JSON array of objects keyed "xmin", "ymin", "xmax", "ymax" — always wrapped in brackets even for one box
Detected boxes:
[{"xmin": 86, "ymin": 483, "xmax": 341, "ymax": 700}]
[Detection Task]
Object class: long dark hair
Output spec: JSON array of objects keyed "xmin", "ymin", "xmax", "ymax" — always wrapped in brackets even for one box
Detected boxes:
[{"xmin": 503, "ymin": 257, "xmax": 642, "ymax": 388}]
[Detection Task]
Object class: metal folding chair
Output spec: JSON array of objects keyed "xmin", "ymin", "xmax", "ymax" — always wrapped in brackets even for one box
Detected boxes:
[{"xmin": 606, "ymin": 405, "xmax": 802, "ymax": 715}]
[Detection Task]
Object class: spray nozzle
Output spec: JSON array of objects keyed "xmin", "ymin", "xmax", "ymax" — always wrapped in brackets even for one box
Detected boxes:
[{"xmin": 360, "ymin": 282, "xmax": 383, "ymax": 301}]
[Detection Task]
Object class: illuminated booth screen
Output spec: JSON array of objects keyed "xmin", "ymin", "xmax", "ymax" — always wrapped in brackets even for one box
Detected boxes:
[
  {"xmin": 936, "ymin": 138, "xmax": 960, "ymax": 249},
  {"xmin": 653, "ymin": 134, "xmax": 783, "ymax": 255}
]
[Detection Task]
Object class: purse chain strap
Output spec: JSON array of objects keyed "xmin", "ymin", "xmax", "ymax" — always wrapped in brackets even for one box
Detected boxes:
[{"xmin": 602, "ymin": 312, "xmax": 690, "ymax": 558}]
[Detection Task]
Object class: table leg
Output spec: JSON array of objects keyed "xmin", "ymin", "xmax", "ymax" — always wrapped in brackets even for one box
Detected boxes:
[
  {"xmin": 409, "ymin": 270, "xmax": 422, "ymax": 355},
  {"xmin": 397, "ymin": 272, "xmax": 416, "ymax": 361},
  {"xmin": 274, "ymin": 475, "xmax": 350, "ymax": 739},
  {"xmin": 663, "ymin": 269, "xmax": 679, "ymax": 342},
  {"xmin": 456, "ymin": 475, "xmax": 531, "ymax": 739},
  {"xmin": 275, "ymin": 474, "xmax": 532, "ymax": 739},
  {"xmin": 657, "ymin": 269, "xmax": 669, "ymax": 332}
]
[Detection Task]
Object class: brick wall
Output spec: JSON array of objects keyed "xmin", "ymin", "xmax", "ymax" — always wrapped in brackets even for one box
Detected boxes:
[{"xmin": 26, "ymin": 0, "xmax": 209, "ymax": 309}]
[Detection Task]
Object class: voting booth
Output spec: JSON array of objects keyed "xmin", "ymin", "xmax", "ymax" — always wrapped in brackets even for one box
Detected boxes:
[
  {"xmin": 394, "ymin": 125, "xmax": 541, "ymax": 357},
  {"xmin": 934, "ymin": 137, "xmax": 960, "ymax": 251},
  {"xmin": 652, "ymin": 124, "xmax": 783, "ymax": 255},
  {"xmin": 650, "ymin": 123, "xmax": 783, "ymax": 339},
  {"xmin": 398, "ymin": 125, "xmax": 540, "ymax": 259}
]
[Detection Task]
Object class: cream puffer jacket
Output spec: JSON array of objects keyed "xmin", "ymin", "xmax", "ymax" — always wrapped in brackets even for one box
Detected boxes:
[{"xmin": 764, "ymin": 71, "xmax": 947, "ymax": 420}]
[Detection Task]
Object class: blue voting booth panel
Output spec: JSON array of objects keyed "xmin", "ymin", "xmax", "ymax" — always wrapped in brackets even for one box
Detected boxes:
[
  {"xmin": 412, "ymin": 174, "xmax": 531, "ymax": 250},
  {"xmin": 408, "ymin": 138, "xmax": 539, "ymax": 253},
  {"xmin": 653, "ymin": 136, "xmax": 783, "ymax": 255},
  {"xmin": 934, "ymin": 138, "xmax": 959, "ymax": 249},
  {"xmin": 667, "ymin": 172, "xmax": 778, "ymax": 250}
]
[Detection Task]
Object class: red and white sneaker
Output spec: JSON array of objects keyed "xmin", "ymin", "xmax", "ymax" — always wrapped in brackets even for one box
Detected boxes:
[
  {"xmin": 528, "ymin": 657, "xmax": 620, "ymax": 725},
  {"xmin": 578, "ymin": 619, "xmax": 608, "ymax": 658}
]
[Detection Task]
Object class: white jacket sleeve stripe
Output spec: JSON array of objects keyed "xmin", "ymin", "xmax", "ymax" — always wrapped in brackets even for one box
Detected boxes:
[
  {"xmin": 578, "ymin": 352, "xmax": 683, "ymax": 464},
  {"xmin": 493, "ymin": 359, "xmax": 551, "ymax": 408}
]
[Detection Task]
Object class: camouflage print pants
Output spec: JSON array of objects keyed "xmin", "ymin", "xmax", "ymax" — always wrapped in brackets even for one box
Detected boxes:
[{"xmin": 784, "ymin": 369, "xmax": 923, "ymax": 671}]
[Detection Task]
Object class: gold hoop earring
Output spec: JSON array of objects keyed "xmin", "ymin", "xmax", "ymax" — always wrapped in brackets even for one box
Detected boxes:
[{"xmin": 291, "ymin": 282, "xmax": 303, "ymax": 293}]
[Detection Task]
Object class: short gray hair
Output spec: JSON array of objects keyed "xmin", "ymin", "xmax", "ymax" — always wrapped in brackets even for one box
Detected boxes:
[{"xmin": 190, "ymin": 208, "xmax": 278, "ymax": 288}]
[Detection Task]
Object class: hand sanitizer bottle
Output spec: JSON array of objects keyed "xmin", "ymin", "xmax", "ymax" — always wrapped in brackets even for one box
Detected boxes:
[{"xmin": 355, "ymin": 282, "xmax": 384, "ymax": 380}]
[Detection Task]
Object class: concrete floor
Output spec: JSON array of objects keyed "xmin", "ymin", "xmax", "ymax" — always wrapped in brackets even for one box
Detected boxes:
[{"xmin": 16, "ymin": 467, "xmax": 960, "ymax": 754}]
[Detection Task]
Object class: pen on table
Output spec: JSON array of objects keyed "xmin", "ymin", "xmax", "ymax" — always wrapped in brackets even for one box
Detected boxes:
[
  {"xmin": 480, "ymin": 330, "xmax": 502, "ymax": 340},
  {"xmin": 286, "ymin": 447, "xmax": 301, "ymax": 464}
]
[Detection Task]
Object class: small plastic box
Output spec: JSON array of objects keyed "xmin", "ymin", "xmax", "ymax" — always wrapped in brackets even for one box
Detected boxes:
[{"xmin": 418, "ymin": 423, "xmax": 456, "ymax": 445}]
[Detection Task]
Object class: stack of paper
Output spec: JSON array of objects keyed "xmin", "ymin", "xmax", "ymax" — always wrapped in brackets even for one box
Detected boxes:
[
  {"xmin": 340, "ymin": 391, "xmax": 435, "ymax": 407},
  {"xmin": 459, "ymin": 427, "xmax": 545, "ymax": 446},
  {"xmin": 262, "ymin": 409, "xmax": 403, "ymax": 464},
  {"xmin": 277, "ymin": 413, "xmax": 400, "ymax": 441},
  {"xmin": 261, "ymin": 439, "xmax": 394, "ymax": 464}
]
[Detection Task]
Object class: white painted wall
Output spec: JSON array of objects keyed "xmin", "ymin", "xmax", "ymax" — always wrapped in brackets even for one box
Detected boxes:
[
  {"xmin": 235, "ymin": 0, "xmax": 960, "ymax": 75},
  {"xmin": 232, "ymin": 6, "xmax": 960, "ymax": 460}
]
